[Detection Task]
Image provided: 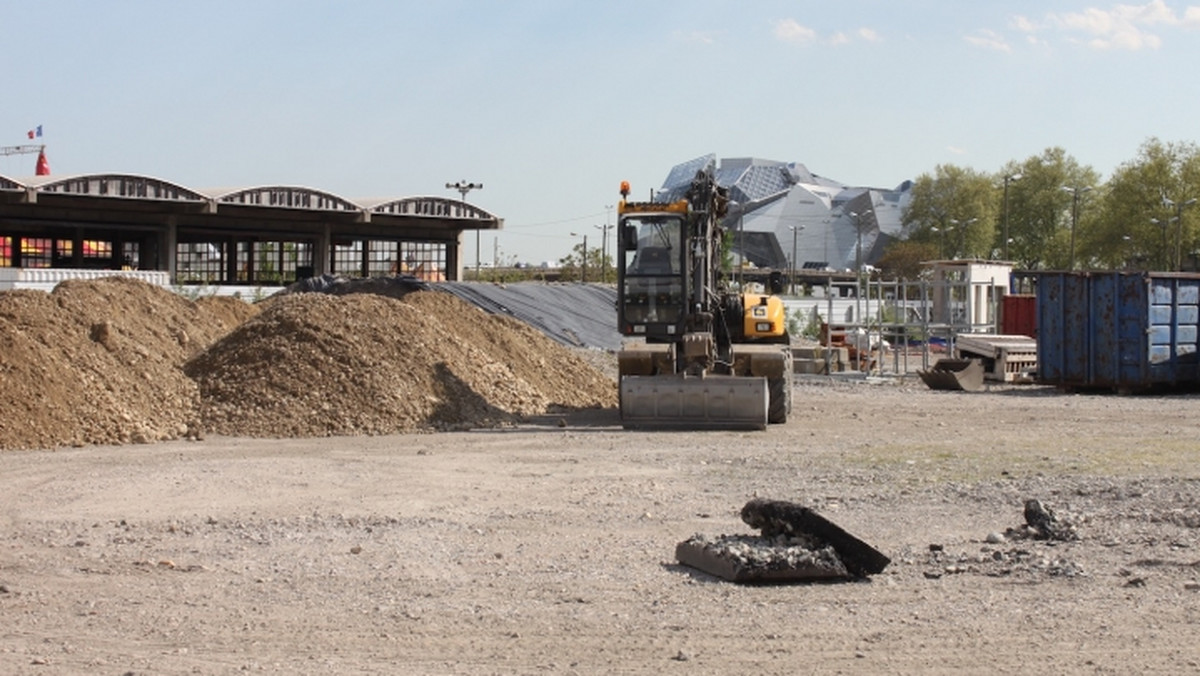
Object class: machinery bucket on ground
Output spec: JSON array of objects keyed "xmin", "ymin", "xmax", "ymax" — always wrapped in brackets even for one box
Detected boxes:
[
  {"xmin": 918, "ymin": 358, "xmax": 985, "ymax": 392},
  {"xmin": 620, "ymin": 374, "xmax": 768, "ymax": 430}
]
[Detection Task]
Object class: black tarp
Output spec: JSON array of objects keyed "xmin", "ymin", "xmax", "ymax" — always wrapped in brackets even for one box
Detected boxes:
[
  {"xmin": 281, "ymin": 276, "xmax": 622, "ymax": 351},
  {"xmin": 434, "ymin": 282, "xmax": 620, "ymax": 351}
]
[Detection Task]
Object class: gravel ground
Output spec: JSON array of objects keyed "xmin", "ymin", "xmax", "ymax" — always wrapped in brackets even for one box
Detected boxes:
[{"xmin": 2, "ymin": 378, "xmax": 1200, "ymax": 675}]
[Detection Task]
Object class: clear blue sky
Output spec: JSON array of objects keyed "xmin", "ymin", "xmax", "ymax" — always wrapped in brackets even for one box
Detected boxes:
[{"xmin": 4, "ymin": 1, "xmax": 1199, "ymax": 265}]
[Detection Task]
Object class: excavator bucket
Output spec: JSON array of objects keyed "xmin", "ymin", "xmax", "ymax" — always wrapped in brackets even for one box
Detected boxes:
[
  {"xmin": 620, "ymin": 374, "xmax": 769, "ymax": 430},
  {"xmin": 918, "ymin": 358, "xmax": 984, "ymax": 392}
]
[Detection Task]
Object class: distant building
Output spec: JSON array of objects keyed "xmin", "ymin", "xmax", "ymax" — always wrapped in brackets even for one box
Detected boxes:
[
  {"xmin": 654, "ymin": 154, "xmax": 912, "ymax": 273},
  {"xmin": 0, "ymin": 173, "xmax": 501, "ymax": 291}
]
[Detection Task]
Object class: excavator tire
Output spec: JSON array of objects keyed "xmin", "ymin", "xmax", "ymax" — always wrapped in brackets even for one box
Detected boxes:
[{"xmin": 768, "ymin": 375, "xmax": 790, "ymax": 424}]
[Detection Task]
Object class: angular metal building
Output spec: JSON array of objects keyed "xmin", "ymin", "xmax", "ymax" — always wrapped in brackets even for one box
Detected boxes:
[{"xmin": 656, "ymin": 154, "xmax": 912, "ymax": 274}]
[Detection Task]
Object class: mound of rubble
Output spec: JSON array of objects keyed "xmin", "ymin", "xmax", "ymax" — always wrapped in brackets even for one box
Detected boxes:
[
  {"xmin": 0, "ymin": 278, "xmax": 259, "ymax": 450},
  {"xmin": 187, "ymin": 290, "xmax": 616, "ymax": 436},
  {"xmin": 0, "ymin": 277, "xmax": 616, "ymax": 450}
]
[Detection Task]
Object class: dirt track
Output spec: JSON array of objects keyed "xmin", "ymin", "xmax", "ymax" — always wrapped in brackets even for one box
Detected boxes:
[{"xmin": 3, "ymin": 380, "xmax": 1200, "ymax": 675}]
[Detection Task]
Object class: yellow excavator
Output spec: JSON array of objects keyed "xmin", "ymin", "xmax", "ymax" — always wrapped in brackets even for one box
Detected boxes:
[{"xmin": 616, "ymin": 165, "xmax": 792, "ymax": 430}]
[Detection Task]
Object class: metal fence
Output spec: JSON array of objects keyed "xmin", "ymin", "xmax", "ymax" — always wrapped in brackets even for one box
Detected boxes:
[{"xmin": 781, "ymin": 276, "xmax": 1007, "ymax": 376}]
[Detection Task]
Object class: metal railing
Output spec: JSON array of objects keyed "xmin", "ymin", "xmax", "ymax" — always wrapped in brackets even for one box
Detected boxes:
[{"xmin": 783, "ymin": 276, "xmax": 1006, "ymax": 376}]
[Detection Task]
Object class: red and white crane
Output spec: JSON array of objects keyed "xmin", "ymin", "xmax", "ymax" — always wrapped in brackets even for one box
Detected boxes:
[{"xmin": 0, "ymin": 144, "xmax": 50, "ymax": 175}]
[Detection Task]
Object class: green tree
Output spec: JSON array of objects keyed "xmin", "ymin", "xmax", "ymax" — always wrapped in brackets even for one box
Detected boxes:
[
  {"xmin": 558, "ymin": 241, "xmax": 610, "ymax": 282},
  {"xmin": 876, "ymin": 239, "xmax": 939, "ymax": 281},
  {"xmin": 998, "ymin": 148, "xmax": 1100, "ymax": 270},
  {"xmin": 1087, "ymin": 138, "xmax": 1200, "ymax": 271},
  {"xmin": 901, "ymin": 164, "xmax": 999, "ymax": 260}
]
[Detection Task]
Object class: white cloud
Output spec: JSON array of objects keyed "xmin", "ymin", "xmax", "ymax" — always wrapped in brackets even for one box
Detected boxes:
[
  {"xmin": 773, "ymin": 19, "xmax": 817, "ymax": 43},
  {"xmin": 946, "ymin": 146, "xmax": 968, "ymax": 156},
  {"xmin": 1012, "ymin": 15, "xmax": 1041, "ymax": 33},
  {"xmin": 773, "ymin": 19, "xmax": 881, "ymax": 45},
  {"xmin": 964, "ymin": 28, "xmax": 1012, "ymax": 52},
  {"xmin": 857, "ymin": 27, "xmax": 881, "ymax": 42},
  {"xmin": 1048, "ymin": 1, "xmax": 1184, "ymax": 50},
  {"xmin": 993, "ymin": 2, "xmax": 1199, "ymax": 52}
]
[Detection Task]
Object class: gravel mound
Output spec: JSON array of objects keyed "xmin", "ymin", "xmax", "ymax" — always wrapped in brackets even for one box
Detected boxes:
[
  {"xmin": 0, "ymin": 278, "xmax": 616, "ymax": 449},
  {"xmin": 187, "ymin": 291, "xmax": 616, "ymax": 436},
  {"xmin": 0, "ymin": 277, "xmax": 259, "ymax": 449}
]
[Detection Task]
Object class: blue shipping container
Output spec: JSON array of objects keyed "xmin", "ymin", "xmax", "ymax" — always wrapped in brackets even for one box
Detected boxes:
[{"xmin": 1035, "ymin": 271, "xmax": 1200, "ymax": 389}]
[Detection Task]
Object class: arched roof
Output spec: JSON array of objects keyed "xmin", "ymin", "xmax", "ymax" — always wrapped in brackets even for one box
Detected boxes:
[
  {"xmin": 366, "ymin": 195, "xmax": 499, "ymax": 222},
  {"xmin": 25, "ymin": 173, "xmax": 210, "ymax": 203},
  {"xmin": 213, "ymin": 185, "xmax": 359, "ymax": 212},
  {"xmin": 0, "ymin": 173, "xmax": 500, "ymax": 224}
]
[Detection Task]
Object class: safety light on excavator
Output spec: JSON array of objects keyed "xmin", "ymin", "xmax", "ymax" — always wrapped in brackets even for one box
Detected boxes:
[{"xmin": 620, "ymin": 181, "xmax": 630, "ymax": 198}]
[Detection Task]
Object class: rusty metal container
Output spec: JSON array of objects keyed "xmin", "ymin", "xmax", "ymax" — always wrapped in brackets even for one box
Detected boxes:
[
  {"xmin": 1035, "ymin": 271, "xmax": 1200, "ymax": 390},
  {"xmin": 1001, "ymin": 293, "xmax": 1037, "ymax": 338}
]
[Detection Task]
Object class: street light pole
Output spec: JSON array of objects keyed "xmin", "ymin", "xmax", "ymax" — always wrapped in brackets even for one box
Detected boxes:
[
  {"xmin": 1061, "ymin": 186, "xmax": 1092, "ymax": 270},
  {"xmin": 1002, "ymin": 173, "xmax": 1022, "ymax": 260},
  {"xmin": 1151, "ymin": 218, "xmax": 1169, "ymax": 269},
  {"xmin": 849, "ymin": 209, "xmax": 872, "ymax": 273},
  {"xmin": 570, "ymin": 232, "xmax": 588, "ymax": 283},
  {"xmin": 788, "ymin": 224, "xmax": 804, "ymax": 295},
  {"xmin": 1162, "ymin": 195, "xmax": 1197, "ymax": 271},
  {"xmin": 446, "ymin": 180, "xmax": 482, "ymax": 279},
  {"xmin": 604, "ymin": 204, "xmax": 613, "ymax": 282}
]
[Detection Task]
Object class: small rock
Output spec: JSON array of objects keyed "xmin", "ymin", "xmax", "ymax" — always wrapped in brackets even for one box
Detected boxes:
[
  {"xmin": 671, "ymin": 650, "xmax": 690, "ymax": 662},
  {"xmin": 986, "ymin": 532, "xmax": 1005, "ymax": 544},
  {"xmin": 350, "ymin": 546, "xmax": 363, "ymax": 555},
  {"xmin": 1184, "ymin": 581, "xmax": 1200, "ymax": 591}
]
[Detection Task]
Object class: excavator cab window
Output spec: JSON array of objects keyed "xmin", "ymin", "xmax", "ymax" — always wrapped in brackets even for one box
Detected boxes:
[
  {"xmin": 621, "ymin": 224, "xmax": 638, "ymax": 252},
  {"xmin": 623, "ymin": 217, "xmax": 680, "ymax": 275},
  {"xmin": 620, "ymin": 215, "xmax": 684, "ymax": 329}
]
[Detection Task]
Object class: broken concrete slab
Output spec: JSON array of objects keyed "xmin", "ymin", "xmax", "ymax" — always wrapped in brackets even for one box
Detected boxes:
[{"xmin": 676, "ymin": 498, "xmax": 890, "ymax": 583}]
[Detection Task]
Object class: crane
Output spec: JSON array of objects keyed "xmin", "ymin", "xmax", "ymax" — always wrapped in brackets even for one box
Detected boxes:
[{"xmin": 0, "ymin": 144, "xmax": 50, "ymax": 175}]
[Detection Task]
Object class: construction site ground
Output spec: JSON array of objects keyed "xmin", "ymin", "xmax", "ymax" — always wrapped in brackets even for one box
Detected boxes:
[{"xmin": 2, "ymin": 278, "xmax": 1200, "ymax": 674}]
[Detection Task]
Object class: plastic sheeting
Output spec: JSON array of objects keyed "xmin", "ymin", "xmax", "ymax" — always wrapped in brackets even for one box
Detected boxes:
[
  {"xmin": 282, "ymin": 276, "xmax": 622, "ymax": 352},
  {"xmin": 434, "ymin": 282, "xmax": 621, "ymax": 352}
]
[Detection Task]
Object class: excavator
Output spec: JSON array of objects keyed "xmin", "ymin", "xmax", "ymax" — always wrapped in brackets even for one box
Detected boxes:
[{"xmin": 616, "ymin": 164, "xmax": 792, "ymax": 430}]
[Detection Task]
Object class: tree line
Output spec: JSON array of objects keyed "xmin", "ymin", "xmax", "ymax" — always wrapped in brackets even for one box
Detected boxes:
[{"xmin": 878, "ymin": 138, "xmax": 1200, "ymax": 279}]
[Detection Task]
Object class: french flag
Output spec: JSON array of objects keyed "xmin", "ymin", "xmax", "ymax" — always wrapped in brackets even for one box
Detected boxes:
[{"xmin": 27, "ymin": 125, "xmax": 42, "ymax": 139}]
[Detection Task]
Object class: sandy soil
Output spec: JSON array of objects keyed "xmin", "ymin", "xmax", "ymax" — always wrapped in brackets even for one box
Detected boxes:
[{"xmin": 3, "ymin": 379, "xmax": 1200, "ymax": 675}]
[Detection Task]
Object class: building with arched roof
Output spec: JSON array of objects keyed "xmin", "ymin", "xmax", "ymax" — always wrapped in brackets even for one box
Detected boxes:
[{"xmin": 0, "ymin": 172, "xmax": 501, "ymax": 289}]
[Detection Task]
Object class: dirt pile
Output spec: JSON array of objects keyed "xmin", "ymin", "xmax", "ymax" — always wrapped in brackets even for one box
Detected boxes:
[
  {"xmin": 0, "ymin": 278, "xmax": 616, "ymax": 449},
  {"xmin": 0, "ymin": 277, "xmax": 261, "ymax": 450},
  {"xmin": 187, "ymin": 290, "xmax": 616, "ymax": 436}
]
